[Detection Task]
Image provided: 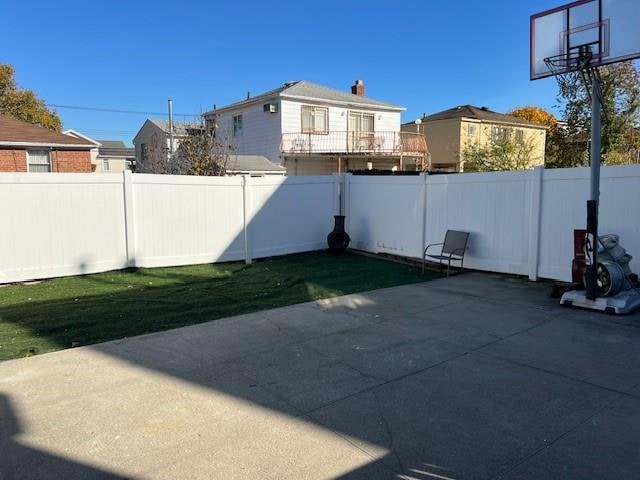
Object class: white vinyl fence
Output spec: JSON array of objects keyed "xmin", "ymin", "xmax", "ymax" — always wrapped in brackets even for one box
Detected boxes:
[
  {"xmin": 345, "ymin": 165, "xmax": 640, "ymax": 282},
  {"xmin": 0, "ymin": 172, "xmax": 339, "ymax": 284},
  {"xmin": 2, "ymin": 165, "xmax": 639, "ymax": 284}
]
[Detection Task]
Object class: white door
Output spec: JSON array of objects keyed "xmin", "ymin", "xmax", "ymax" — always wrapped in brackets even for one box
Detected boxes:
[{"xmin": 348, "ymin": 112, "xmax": 374, "ymax": 152}]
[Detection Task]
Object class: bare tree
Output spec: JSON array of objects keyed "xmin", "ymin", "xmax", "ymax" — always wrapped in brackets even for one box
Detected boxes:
[
  {"xmin": 137, "ymin": 122, "xmax": 235, "ymax": 176},
  {"xmin": 137, "ymin": 132, "xmax": 170, "ymax": 174},
  {"xmin": 171, "ymin": 125, "xmax": 234, "ymax": 176}
]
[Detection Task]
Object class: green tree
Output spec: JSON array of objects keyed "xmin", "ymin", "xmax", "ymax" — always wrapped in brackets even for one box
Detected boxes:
[
  {"xmin": 508, "ymin": 105, "xmax": 569, "ymax": 168},
  {"xmin": 556, "ymin": 61, "xmax": 640, "ymax": 166},
  {"xmin": 461, "ymin": 132, "xmax": 538, "ymax": 172},
  {"xmin": 0, "ymin": 64, "xmax": 62, "ymax": 131}
]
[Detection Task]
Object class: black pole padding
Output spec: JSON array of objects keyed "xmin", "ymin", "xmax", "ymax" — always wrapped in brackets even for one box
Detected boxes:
[{"xmin": 585, "ymin": 200, "xmax": 598, "ymax": 300}]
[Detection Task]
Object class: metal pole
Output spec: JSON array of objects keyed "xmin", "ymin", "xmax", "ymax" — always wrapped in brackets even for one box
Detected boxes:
[
  {"xmin": 586, "ymin": 72, "xmax": 602, "ymax": 300},
  {"xmin": 168, "ymin": 98, "xmax": 174, "ymax": 161}
]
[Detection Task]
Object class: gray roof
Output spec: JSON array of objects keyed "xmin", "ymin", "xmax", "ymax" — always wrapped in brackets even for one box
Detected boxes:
[
  {"xmin": 97, "ymin": 140, "xmax": 127, "ymax": 149},
  {"xmin": 205, "ymin": 80, "xmax": 404, "ymax": 115},
  {"xmin": 406, "ymin": 105, "xmax": 545, "ymax": 128},
  {"xmin": 148, "ymin": 119, "xmax": 203, "ymax": 136},
  {"xmin": 97, "ymin": 140, "xmax": 135, "ymax": 159},
  {"xmin": 226, "ymin": 155, "xmax": 285, "ymax": 173}
]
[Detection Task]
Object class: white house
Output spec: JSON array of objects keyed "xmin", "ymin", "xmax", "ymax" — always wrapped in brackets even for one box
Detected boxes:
[
  {"xmin": 132, "ymin": 119, "xmax": 199, "ymax": 172},
  {"xmin": 204, "ymin": 80, "xmax": 428, "ymax": 175}
]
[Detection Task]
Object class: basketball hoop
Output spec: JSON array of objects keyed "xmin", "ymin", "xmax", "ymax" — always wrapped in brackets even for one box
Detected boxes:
[
  {"xmin": 531, "ymin": 0, "xmax": 640, "ymax": 310},
  {"xmin": 543, "ymin": 45, "xmax": 598, "ymax": 98}
]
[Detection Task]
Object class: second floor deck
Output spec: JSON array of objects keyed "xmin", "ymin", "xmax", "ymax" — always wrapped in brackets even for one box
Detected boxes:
[{"xmin": 281, "ymin": 131, "xmax": 427, "ymax": 157}]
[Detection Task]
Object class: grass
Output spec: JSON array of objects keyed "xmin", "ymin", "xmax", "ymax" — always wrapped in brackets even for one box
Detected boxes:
[{"xmin": 0, "ymin": 252, "xmax": 440, "ymax": 360}]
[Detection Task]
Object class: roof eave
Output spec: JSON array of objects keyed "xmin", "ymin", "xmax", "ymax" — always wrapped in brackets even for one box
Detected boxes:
[
  {"xmin": 280, "ymin": 93, "xmax": 405, "ymax": 111},
  {"xmin": 0, "ymin": 141, "xmax": 95, "ymax": 148}
]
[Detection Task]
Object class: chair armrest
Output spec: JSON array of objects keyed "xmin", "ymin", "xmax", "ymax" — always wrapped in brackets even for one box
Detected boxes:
[{"xmin": 424, "ymin": 243, "xmax": 444, "ymax": 255}]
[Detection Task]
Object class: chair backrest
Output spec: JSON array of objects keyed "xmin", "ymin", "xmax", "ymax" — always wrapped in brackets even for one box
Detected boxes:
[{"xmin": 442, "ymin": 230, "xmax": 469, "ymax": 255}]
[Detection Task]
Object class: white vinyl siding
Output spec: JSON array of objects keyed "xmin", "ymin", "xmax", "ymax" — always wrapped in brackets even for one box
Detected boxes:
[
  {"xmin": 208, "ymin": 102, "xmax": 282, "ymax": 163},
  {"xmin": 27, "ymin": 150, "xmax": 51, "ymax": 172},
  {"xmin": 301, "ymin": 105, "xmax": 328, "ymax": 134}
]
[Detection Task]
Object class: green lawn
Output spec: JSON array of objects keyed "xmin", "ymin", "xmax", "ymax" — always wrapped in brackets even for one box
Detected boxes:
[{"xmin": 0, "ymin": 252, "xmax": 440, "ymax": 360}]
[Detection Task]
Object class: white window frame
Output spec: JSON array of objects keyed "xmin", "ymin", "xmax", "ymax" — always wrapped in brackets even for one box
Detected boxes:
[
  {"xmin": 27, "ymin": 149, "xmax": 51, "ymax": 172},
  {"xmin": 301, "ymin": 105, "xmax": 329, "ymax": 134},
  {"xmin": 491, "ymin": 126, "xmax": 510, "ymax": 142},
  {"xmin": 515, "ymin": 129, "xmax": 524, "ymax": 143},
  {"xmin": 102, "ymin": 159, "xmax": 111, "ymax": 171},
  {"xmin": 233, "ymin": 114, "xmax": 243, "ymax": 137},
  {"xmin": 467, "ymin": 124, "xmax": 477, "ymax": 136}
]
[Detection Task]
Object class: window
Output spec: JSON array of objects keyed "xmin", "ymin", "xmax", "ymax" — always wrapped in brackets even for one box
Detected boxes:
[
  {"xmin": 301, "ymin": 105, "xmax": 329, "ymax": 134},
  {"xmin": 27, "ymin": 150, "xmax": 51, "ymax": 172},
  {"xmin": 205, "ymin": 117, "xmax": 216, "ymax": 136},
  {"xmin": 102, "ymin": 159, "xmax": 111, "ymax": 171},
  {"xmin": 347, "ymin": 111, "xmax": 374, "ymax": 133},
  {"xmin": 491, "ymin": 126, "xmax": 510, "ymax": 142},
  {"xmin": 515, "ymin": 129, "xmax": 524, "ymax": 143},
  {"xmin": 140, "ymin": 143, "xmax": 148, "ymax": 161},
  {"xmin": 233, "ymin": 115, "xmax": 243, "ymax": 137},
  {"xmin": 467, "ymin": 124, "xmax": 477, "ymax": 136}
]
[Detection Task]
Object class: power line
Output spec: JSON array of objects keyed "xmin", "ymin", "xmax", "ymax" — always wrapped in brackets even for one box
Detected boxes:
[{"xmin": 46, "ymin": 104, "xmax": 201, "ymax": 117}]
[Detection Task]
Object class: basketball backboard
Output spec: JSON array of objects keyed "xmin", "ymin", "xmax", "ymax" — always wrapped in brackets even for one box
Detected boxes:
[{"xmin": 530, "ymin": 0, "xmax": 640, "ymax": 80}]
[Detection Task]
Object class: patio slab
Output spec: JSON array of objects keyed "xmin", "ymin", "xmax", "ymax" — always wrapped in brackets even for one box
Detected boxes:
[{"xmin": 2, "ymin": 271, "xmax": 639, "ymax": 479}]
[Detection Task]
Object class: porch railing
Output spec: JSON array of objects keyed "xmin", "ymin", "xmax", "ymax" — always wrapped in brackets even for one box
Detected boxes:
[{"xmin": 280, "ymin": 131, "xmax": 427, "ymax": 156}]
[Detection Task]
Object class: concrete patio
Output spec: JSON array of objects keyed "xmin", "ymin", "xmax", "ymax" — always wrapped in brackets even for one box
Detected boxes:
[{"xmin": 1, "ymin": 272, "xmax": 640, "ymax": 479}]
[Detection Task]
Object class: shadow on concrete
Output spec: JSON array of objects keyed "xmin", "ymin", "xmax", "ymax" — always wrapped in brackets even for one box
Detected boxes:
[
  {"xmin": 0, "ymin": 394, "xmax": 128, "ymax": 479},
  {"xmin": 3, "ymin": 264, "xmax": 640, "ymax": 477}
]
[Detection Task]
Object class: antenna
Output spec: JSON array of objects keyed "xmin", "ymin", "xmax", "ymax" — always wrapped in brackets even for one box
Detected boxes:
[{"xmin": 168, "ymin": 98, "xmax": 174, "ymax": 161}]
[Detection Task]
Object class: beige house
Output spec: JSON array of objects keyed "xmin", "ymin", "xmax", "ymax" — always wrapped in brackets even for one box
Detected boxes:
[
  {"xmin": 64, "ymin": 130, "xmax": 135, "ymax": 172},
  {"xmin": 402, "ymin": 105, "xmax": 547, "ymax": 172}
]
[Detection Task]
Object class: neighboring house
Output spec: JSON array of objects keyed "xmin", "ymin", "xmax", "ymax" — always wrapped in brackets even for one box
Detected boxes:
[
  {"xmin": 203, "ymin": 80, "xmax": 428, "ymax": 175},
  {"xmin": 64, "ymin": 130, "xmax": 135, "ymax": 173},
  {"xmin": 133, "ymin": 119, "xmax": 201, "ymax": 172},
  {"xmin": 0, "ymin": 114, "xmax": 94, "ymax": 173},
  {"xmin": 402, "ymin": 105, "xmax": 547, "ymax": 172},
  {"xmin": 95, "ymin": 140, "xmax": 135, "ymax": 172},
  {"xmin": 225, "ymin": 155, "xmax": 286, "ymax": 176}
]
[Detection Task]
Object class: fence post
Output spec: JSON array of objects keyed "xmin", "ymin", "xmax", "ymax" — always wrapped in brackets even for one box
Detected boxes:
[
  {"xmin": 122, "ymin": 170, "xmax": 136, "ymax": 268},
  {"xmin": 343, "ymin": 172, "xmax": 352, "ymax": 233},
  {"xmin": 419, "ymin": 172, "xmax": 428, "ymax": 263},
  {"xmin": 332, "ymin": 173, "xmax": 341, "ymax": 216},
  {"xmin": 242, "ymin": 175, "xmax": 253, "ymax": 264},
  {"xmin": 528, "ymin": 166, "xmax": 544, "ymax": 280}
]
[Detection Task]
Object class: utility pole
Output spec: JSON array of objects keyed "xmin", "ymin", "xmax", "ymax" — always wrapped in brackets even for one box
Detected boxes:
[{"xmin": 168, "ymin": 98, "xmax": 175, "ymax": 161}]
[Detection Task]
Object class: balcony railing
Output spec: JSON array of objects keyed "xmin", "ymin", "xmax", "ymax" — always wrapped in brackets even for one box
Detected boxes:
[{"xmin": 280, "ymin": 131, "xmax": 427, "ymax": 156}]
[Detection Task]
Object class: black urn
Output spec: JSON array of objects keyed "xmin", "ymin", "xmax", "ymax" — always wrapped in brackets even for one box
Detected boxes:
[{"xmin": 327, "ymin": 215, "xmax": 350, "ymax": 254}]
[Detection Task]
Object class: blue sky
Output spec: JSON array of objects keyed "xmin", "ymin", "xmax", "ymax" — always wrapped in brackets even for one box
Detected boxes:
[{"xmin": 3, "ymin": 0, "xmax": 566, "ymax": 145}]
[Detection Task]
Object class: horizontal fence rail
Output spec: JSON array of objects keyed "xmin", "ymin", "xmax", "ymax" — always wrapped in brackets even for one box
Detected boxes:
[{"xmin": 280, "ymin": 131, "xmax": 427, "ymax": 156}]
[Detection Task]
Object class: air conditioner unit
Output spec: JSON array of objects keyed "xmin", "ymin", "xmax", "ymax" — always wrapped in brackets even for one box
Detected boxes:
[{"xmin": 263, "ymin": 103, "xmax": 278, "ymax": 113}]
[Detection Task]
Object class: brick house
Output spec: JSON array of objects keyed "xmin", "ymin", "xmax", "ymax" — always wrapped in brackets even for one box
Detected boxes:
[{"xmin": 0, "ymin": 114, "xmax": 94, "ymax": 172}]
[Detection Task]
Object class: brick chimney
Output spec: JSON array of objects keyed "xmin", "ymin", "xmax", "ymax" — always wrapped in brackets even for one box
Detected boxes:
[{"xmin": 351, "ymin": 79, "xmax": 365, "ymax": 96}]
